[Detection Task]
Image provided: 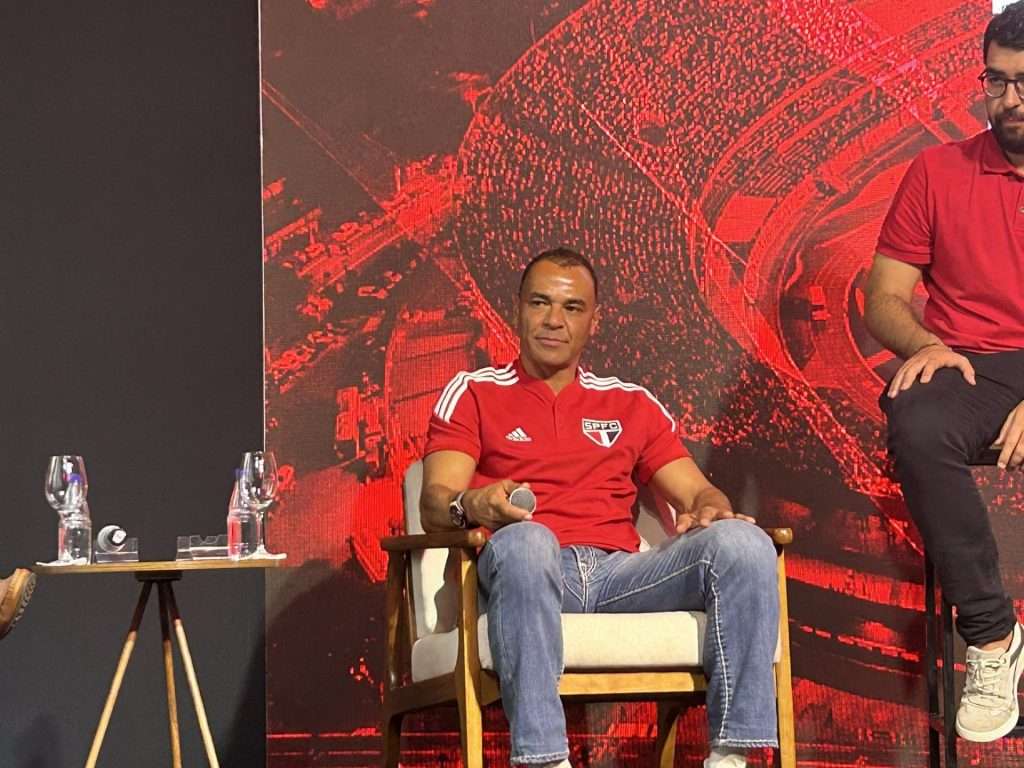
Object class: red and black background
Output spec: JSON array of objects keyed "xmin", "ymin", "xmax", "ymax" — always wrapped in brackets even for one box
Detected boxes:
[{"xmin": 262, "ymin": 0, "xmax": 1024, "ymax": 766}]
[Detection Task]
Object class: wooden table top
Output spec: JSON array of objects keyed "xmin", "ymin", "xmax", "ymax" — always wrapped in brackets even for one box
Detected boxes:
[{"xmin": 33, "ymin": 558, "xmax": 286, "ymax": 575}]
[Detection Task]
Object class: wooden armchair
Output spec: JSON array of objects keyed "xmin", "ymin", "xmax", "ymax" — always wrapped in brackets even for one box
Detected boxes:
[{"xmin": 381, "ymin": 461, "xmax": 796, "ymax": 767}]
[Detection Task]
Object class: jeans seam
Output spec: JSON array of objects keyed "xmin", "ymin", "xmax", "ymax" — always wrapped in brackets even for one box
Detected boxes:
[
  {"xmin": 594, "ymin": 558, "xmax": 709, "ymax": 608},
  {"xmin": 563, "ymin": 574, "xmax": 583, "ymax": 608},
  {"xmin": 489, "ymin": 542, "xmax": 519, "ymax": 707},
  {"xmin": 510, "ymin": 749, "xmax": 569, "ymax": 764},
  {"xmin": 578, "ymin": 547, "xmax": 588, "ymax": 609},
  {"xmin": 707, "ymin": 569, "xmax": 731, "ymax": 742},
  {"xmin": 713, "ymin": 738, "xmax": 778, "ymax": 748},
  {"xmin": 594, "ymin": 559, "xmax": 733, "ymax": 741},
  {"xmin": 573, "ymin": 546, "xmax": 596, "ymax": 610}
]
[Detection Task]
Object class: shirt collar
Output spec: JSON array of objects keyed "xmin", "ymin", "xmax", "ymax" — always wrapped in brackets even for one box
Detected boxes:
[{"xmin": 513, "ymin": 357, "xmax": 581, "ymax": 396}]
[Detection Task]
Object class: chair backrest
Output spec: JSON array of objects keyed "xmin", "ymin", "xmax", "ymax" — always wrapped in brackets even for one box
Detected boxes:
[
  {"xmin": 403, "ymin": 461, "xmax": 452, "ymax": 639},
  {"xmin": 402, "ymin": 461, "xmax": 678, "ymax": 639},
  {"xmin": 634, "ymin": 483, "xmax": 677, "ymax": 550}
]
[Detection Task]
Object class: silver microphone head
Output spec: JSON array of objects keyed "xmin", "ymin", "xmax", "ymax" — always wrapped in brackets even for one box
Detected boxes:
[
  {"xmin": 508, "ymin": 487, "xmax": 537, "ymax": 514},
  {"xmin": 97, "ymin": 525, "xmax": 127, "ymax": 552}
]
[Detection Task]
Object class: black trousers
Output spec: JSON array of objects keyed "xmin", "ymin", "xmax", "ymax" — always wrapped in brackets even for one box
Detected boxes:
[{"xmin": 879, "ymin": 349, "xmax": 1024, "ymax": 646}]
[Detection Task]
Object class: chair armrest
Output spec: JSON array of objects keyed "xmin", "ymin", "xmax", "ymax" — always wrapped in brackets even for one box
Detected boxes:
[
  {"xmin": 380, "ymin": 529, "xmax": 488, "ymax": 552},
  {"xmin": 761, "ymin": 527, "xmax": 793, "ymax": 547}
]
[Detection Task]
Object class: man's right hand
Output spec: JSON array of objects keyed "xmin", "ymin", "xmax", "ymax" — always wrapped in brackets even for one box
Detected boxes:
[
  {"xmin": 887, "ymin": 344, "xmax": 976, "ymax": 398},
  {"xmin": 462, "ymin": 479, "xmax": 533, "ymax": 531}
]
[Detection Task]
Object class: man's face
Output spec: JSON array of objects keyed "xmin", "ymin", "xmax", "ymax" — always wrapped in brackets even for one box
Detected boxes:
[
  {"xmin": 514, "ymin": 259, "xmax": 599, "ymax": 378},
  {"xmin": 985, "ymin": 42, "xmax": 1024, "ymax": 156}
]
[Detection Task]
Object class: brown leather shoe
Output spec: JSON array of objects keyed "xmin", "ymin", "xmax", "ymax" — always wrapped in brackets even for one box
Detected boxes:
[{"xmin": 0, "ymin": 569, "xmax": 36, "ymax": 639}]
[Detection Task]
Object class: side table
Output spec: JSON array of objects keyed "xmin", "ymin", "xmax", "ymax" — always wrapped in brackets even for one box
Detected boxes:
[{"xmin": 34, "ymin": 559, "xmax": 284, "ymax": 768}]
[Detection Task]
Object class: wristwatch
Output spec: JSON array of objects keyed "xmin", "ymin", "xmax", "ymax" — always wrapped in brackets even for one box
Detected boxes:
[{"xmin": 449, "ymin": 491, "xmax": 468, "ymax": 529}]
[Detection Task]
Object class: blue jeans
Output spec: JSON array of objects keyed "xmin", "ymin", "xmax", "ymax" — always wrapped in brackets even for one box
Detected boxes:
[{"xmin": 477, "ymin": 520, "xmax": 780, "ymax": 765}]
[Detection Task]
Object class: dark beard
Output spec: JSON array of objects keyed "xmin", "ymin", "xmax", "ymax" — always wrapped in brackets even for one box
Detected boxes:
[{"xmin": 992, "ymin": 114, "xmax": 1024, "ymax": 155}]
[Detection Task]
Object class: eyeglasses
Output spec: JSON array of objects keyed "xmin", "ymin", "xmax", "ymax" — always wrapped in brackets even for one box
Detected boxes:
[{"xmin": 978, "ymin": 71, "xmax": 1024, "ymax": 99}]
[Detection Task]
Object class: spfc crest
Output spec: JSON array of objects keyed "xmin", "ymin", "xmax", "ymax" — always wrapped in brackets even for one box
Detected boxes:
[{"xmin": 582, "ymin": 418, "xmax": 622, "ymax": 447}]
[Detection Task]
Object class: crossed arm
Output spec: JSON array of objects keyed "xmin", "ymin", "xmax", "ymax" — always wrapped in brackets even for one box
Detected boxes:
[{"xmin": 419, "ymin": 449, "xmax": 752, "ymax": 534}]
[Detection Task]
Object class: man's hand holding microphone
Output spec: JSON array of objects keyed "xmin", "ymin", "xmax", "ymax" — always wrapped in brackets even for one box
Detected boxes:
[{"xmin": 459, "ymin": 480, "xmax": 537, "ymax": 531}]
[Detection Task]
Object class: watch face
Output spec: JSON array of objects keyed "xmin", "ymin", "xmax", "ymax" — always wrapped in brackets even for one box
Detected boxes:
[{"xmin": 449, "ymin": 500, "xmax": 466, "ymax": 528}]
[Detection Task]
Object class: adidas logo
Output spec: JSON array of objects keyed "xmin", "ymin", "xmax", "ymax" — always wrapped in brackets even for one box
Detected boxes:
[{"xmin": 505, "ymin": 427, "xmax": 532, "ymax": 442}]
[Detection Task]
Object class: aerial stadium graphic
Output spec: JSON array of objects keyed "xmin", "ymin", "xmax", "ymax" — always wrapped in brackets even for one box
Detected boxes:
[{"xmin": 260, "ymin": 1, "xmax": 1024, "ymax": 765}]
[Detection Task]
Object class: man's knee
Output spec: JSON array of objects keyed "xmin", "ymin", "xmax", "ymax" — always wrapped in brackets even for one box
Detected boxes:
[
  {"xmin": 489, "ymin": 521, "xmax": 560, "ymax": 553},
  {"xmin": 881, "ymin": 376, "xmax": 969, "ymax": 457},
  {"xmin": 483, "ymin": 522, "xmax": 562, "ymax": 582},
  {"xmin": 689, "ymin": 520, "xmax": 777, "ymax": 582}
]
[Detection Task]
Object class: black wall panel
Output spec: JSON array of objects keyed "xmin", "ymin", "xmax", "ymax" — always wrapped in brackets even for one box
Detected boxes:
[{"xmin": 0, "ymin": 2, "xmax": 265, "ymax": 765}]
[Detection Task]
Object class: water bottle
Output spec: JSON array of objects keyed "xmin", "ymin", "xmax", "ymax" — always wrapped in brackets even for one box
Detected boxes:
[
  {"xmin": 227, "ymin": 469, "xmax": 259, "ymax": 560},
  {"xmin": 59, "ymin": 474, "xmax": 92, "ymax": 564}
]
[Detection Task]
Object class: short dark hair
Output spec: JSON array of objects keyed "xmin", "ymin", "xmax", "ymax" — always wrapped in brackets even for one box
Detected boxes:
[
  {"xmin": 519, "ymin": 247, "xmax": 599, "ymax": 301},
  {"xmin": 985, "ymin": 1, "xmax": 1024, "ymax": 60}
]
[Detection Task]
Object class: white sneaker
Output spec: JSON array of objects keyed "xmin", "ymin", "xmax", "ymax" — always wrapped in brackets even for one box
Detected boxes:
[
  {"xmin": 704, "ymin": 754, "xmax": 745, "ymax": 768},
  {"xmin": 956, "ymin": 622, "xmax": 1024, "ymax": 742}
]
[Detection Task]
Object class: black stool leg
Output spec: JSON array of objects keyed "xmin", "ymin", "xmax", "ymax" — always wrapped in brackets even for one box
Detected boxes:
[
  {"xmin": 942, "ymin": 594, "xmax": 958, "ymax": 768},
  {"xmin": 925, "ymin": 552, "xmax": 959, "ymax": 768},
  {"xmin": 926, "ymin": 553, "xmax": 940, "ymax": 768}
]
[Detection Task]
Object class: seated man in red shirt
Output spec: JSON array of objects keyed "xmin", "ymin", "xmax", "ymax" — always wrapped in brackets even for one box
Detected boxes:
[
  {"xmin": 421, "ymin": 248, "xmax": 779, "ymax": 768},
  {"xmin": 865, "ymin": 1, "xmax": 1024, "ymax": 743}
]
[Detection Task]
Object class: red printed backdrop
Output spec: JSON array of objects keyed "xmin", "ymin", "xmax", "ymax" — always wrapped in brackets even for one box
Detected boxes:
[{"xmin": 260, "ymin": 1, "xmax": 1024, "ymax": 765}]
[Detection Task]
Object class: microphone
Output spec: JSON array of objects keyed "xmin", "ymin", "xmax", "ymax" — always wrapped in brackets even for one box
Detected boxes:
[{"xmin": 509, "ymin": 487, "xmax": 537, "ymax": 515}]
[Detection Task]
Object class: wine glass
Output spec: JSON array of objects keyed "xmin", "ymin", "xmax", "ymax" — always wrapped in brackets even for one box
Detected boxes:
[
  {"xmin": 237, "ymin": 450, "xmax": 284, "ymax": 559},
  {"xmin": 44, "ymin": 455, "xmax": 88, "ymax": 564}
]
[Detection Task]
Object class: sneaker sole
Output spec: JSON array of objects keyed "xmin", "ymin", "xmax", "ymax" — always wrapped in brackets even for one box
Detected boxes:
[
  {"xmin": 956, "ymin": 625, "xmax": 1024, "ymax": 742},
  {"xmin": 0, "ymin": 570, "xmax": 36, "ymax": 640},
  {"xmin": 957, "ymin": 700, "xmax": 1021, "ymax": 742}
]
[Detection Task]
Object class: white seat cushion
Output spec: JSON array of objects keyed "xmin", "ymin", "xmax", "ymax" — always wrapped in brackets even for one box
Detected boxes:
[
  {"xmin": 411, "ymin": 611, "xmax": 706, "ymax": 682},
  {"xmin": 401, "ymin": 462, "xmax": 782, "ymax": 685}
]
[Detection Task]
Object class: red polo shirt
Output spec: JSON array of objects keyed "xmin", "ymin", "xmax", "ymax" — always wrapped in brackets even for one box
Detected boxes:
[
  {"xmin": 425, "ymin": 358, "xmax": 689, "ymax": 551},
  {"xmin": 877, "ymin": 130, "xmax": 1024, "ymax": 352}
]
